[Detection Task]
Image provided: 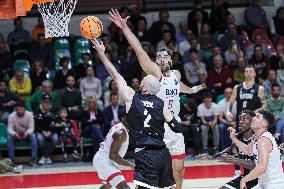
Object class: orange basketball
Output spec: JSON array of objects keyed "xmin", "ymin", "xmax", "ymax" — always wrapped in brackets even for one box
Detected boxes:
[{"xmin": 80, "ymin": 16, "xmax": 103, "ymax": 40}]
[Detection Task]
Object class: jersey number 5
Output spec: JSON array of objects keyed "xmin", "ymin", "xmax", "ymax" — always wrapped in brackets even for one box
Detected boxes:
[
  {"xmin": 144, "ymin": 109, "xmax": 152, "ymax": 128},
  {"xmin": 168, "ymin": 100, "xmax": 173, "ymax": 109}
]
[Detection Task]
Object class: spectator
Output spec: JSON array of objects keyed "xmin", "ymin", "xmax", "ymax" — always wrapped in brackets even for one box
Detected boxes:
[
  {"xmin": 171, "ymin": 52, "xmax": 186, "ymax": 83},
  {"xmin": 219, "ymin": 14, "xmax": 241, "ymax": 34},
  {"xmin": 175, "ymin": 21, "xmax": 188, "ymax": 44},
  {"xmin": 147, "ymin": 10, "xmax": 176, "ymax": 45},
  {"xmin": 245, "ymin": 0, "xmax": 268, "ymax": 32},
  {"xmin": 270, "ymin": 44, "xmax": 284, "ymax": 70},
  {"xmin": 183, "ymin": 48, "xmax": 206, "ymax": 85},
  {"xmin": 209, "ymin": 2, "xmax": 231, "ymax": 32},
  {"xmin": 190, "ymin": 68, "xmax": 216, "ymax": 105},
  {"xmin": 224, "ymin": 40, "xmax": 244, "ymax": 68},
  {"xmin": 32, "ymin": 17, "xmax": 52, "ymax": 43},
  {"xmin": 9, "ymin": 69, "xmax": 32, "ymax": 101},
  {"xmin": 103, "ymin": 93, "xmax": 125, "ymax": 135},
  {"xmin": 198, "ymin": 23, "xmax": 215, "ymax": 52},
  {"xmin": 266, "ymin": 83, "xmax": 284, "ymax": 143},
  {"xmin": 208, "ymin": 55, "xmax": 233, "ymax": 95},
  {"xmin": 135, "ymin": 17, "xmax": 150, "ymax": 42},
  {"xmin": 166, "ymin": 40, "xmax": 177, "ymax": 54},
  {"xmin": 156, "ymin": 30, "xmax": 173, "ymax": 50},
  {"xmin": 30, "ymin": 34, "xmax": 53, "ymax": 68},
  {"xmin": 54, "ymin": 57, "xmax": 76, "ymax": 90},
  {"xmin": 30, "ymin": 59, "xmax": 47, "ymax": 93},
  {"xmin": 189, "ymin": 10, "xmax": 207, "ymax": 37},
  {"xmin": 0, "ymin": 41, "xmax": 13, "ymax": 79},
  {"xmin": 249, "ymin": 45, "xmax": 271, "ymax": 84},
  {"xmin": 277, "ymin": 58, "xmax": 284, "ymax": 95},
  {"xmin": 130, "ymin": 78, "xmax": 140, "ymax": 93},
  {"xmin": 81, "ymin": 96, "xmax": 104, "ymax": 153},
  {"xmin": 178, "ymin": 29, "xmax": 195, "ymax": 56},
  {"xmin": 76, "ymin": 52, "xmax": 92, "ymax": 81},
  {"xmin": 197, "ymin": 92, "xmax": 219, "ymax": 155},
  {"xmin": 263, "ymin": 69, "xmax": 278, "ymax": 98},
  {"xmin": 182, "ymin": 37, "xmax": 202, "ymax": 63},
  {"xmin": 101, "ymin": 33, "xmax": 118, "ymax": 59},
  {"xmin": 25, "ymin": 80, "xmax": 60, "ymax": 112},
  {"xmin": 104, "ymin": 80, "xmax": 124, "ymax": 107},
  {"xmin": 58, "ymin": 75, "xmax": 82, "ymax": 120},
  {"xmin": 54, "ymin": 108, "xmax": 79, "ymax": 162},
  {"xmin": 217, "ymin": 87, "xmax": 236, "ymax": 150},
  {"xmin": 273, "ymin": 7, "xmax": 284, "ymax": 38},
  {"xmin": 219, "ymin": 24, "xmax": 243, "ymax": 54},
  {"xmin": 187, "ymin": 0, "xmax": 209, "ymax": 27},
  {"xmin": 7, "ymin": 101, "xmax": 37, "ymax": 166},
  {"xmin": 245, "ymin": 34, "xmax": 270, "ymax": 60},
  {"xmin": 233, "ymin": 56, "xmax": 247, "ymax": 84},
  {"xmin": 80, "ymin": 66, "xmax": 103, "ymax": 109},
  {"xmin": 7, "ymin": 17, "xmax": 31, "ymax": 53},
  {"xmin": 34, "ymin": 94, "xmax": 58, "ymax": 165},
  {"xmin": 0, "ymin": 80, "xmax": 19, "ymax": 123}
]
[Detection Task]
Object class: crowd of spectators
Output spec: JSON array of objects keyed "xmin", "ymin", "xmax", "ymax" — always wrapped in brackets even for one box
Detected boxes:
[{"xmin": 1, "ymin": 0, "xmax": 284, "ymax": 165}]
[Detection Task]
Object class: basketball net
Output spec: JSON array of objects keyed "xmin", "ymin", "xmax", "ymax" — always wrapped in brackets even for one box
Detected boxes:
[{"xmin": 37, "ymin": 0, "xmax": 78, "ymax": 38}]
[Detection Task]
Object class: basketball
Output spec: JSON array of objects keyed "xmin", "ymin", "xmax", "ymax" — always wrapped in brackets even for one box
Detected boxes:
[{"xmin": 80, "ymin": 16, "xmax": 103, "ymax": 40}]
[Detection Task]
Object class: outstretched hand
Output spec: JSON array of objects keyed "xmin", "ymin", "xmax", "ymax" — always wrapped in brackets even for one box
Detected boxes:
[
  {"xmin": 191, "ymin": 85, "xmax": 203, "ymax": 93},
  {"xmin": 108, "ymin": 9, "xmax": 129, "ymax": 29},
  {"xmin": 91, "ymin": 39, "xmax": 105, "ymax": 54}
]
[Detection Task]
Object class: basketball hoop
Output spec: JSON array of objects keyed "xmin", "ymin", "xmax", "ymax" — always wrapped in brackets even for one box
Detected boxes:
[{"xmin": 37, "ymin": 0, "xmax": 78, "ymax": 38}]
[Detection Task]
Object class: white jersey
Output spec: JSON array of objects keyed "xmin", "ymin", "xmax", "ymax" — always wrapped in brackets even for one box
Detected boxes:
[
  {"xmin": 253, "ymin": 132, "xmax": 284, "ymax": 186},
  {"xmin": 99, "ymin": 123, "xmax": 129, "ymax": 159},
  {"xmin": 156, "ymin": 71, "xmax": 181, "ymax": 121}
]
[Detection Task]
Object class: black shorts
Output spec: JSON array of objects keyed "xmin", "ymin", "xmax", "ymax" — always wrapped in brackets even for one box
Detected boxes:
[
  {"xmin": 134, "ymin": 146, "xmax": 175, "ymax": 188},
  {"xmin": 224, "ymin": 175, "xmax": 258, "ymax": 189}
]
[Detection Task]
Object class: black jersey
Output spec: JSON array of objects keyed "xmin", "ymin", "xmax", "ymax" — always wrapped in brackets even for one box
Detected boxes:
[
  {"xmin": 237, "ymin": 134, "xmax": 254, "ymax": 175},
  {"xmin": 126, "ymin": 94, "xmax": 166, "ymax": 148},
  {"xmin": 236, "ymin": 83, "xmax": 261, "ymax": 117}
]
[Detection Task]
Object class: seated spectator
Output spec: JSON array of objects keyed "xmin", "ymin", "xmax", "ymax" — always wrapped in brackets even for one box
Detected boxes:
[
  {"xmin": 175, "ymin": 21, "xmax": 188, "ymax": 44},
  {"xmin": 245, "ymin": 34, "xmax": 270, "ymax": 60},
  {"xmin": 179, "ymin": 98, "xmax": 201, "ymax": 156},
  {"xmin": 183, "ymin": 48, "xmax": 206, "ymax": 85},
  {"xmin": 81, "ymin": 96, "xmax": 104, "ymax": 153},
  {"xmin": 156, "ymin": 30, "xmax": 173, "ymax": 50},
  {"xmin": 245, "ymin": 0, "xmax": 268, "ymax": 32},
  {"xmin": 219, "ymin": 24, "xmax": 243, "ymax": 54},
  {"xmin": 135, "ymin": 17, "xmax": 150, "ymax": 42},
  {"xmin": 130, "ymin": 78, "xmax": 140, "ymax": 93},
  {"xmin": 7, "ymin": 102, "xmax": 37, "ymax": 166},
  {"xmin": 25, "ymin": 80, "xmax": 59, "ymax": 112},
  {"xmin": 178, "ymin": 29, "xmax": 195, "ymax": 56},
  {"xmin": 147, "ymin": 10, "xmax": 176, "ymax": 45},
  {"xmin": 198, "ymin": 23, "xmax": 215, "ymax": 52},
  {"xmin": 32, "ymin": 17, "xmax": 52, "ymax": 43},
  {"xmin": 80, "ymin": 66, "xmax": 103, "ymax": 109},
  {"xmin": 171, "ymin": 52, "xmax": 186, "ymax": 83},
  {"xmin": 7, "ymin": 17, "xmax": 31, "ymax": 54},
  {"xmin": 263, "ymin": 69, "xmax": 278, "ymax": 98},
  {"xmin": 54, "ymin": 108, "xmax": 79, "ymax": 162},
  {"xmin": 54, "ymin": 57, "xmax": 76, "ymax": 90},
  {"xmin": 9, "ymin": 69, "xmax": 32, "ymax": 101},
  {"xmin": 217, "ymin": 88, "xmax": 236, "ymax": 151},
  {"xmin": 101, "ymin": 33, "xmax": 118, "ymax": 60},
  {"xmin": 270, "ymin": 44, "xmax": 284, "ymax": 70},
  {"xmin": 266, "ymin": 83, "xmax": 284, "ymax": 143},
  {"xmin": 0, "ymin": 80, "xmax": 19, "ymax": 123},
  {"xmin": 190, "ymin": 68, "xmax": 216, "ymax": 105},
  {"xmin": 30, "ymin": 59, "xmax": 47, "ymax": 93},
  {"xmin": 224, "ymin": 40, "xmax": 244, "ymax": 68},
  {"xmin": 219, "ymin": 14, "xmax": 241, "ymax": 34},
  {"xmin": 249, "ymin": 45, "xmax": 270, "ymax": 84},
  {"xmin": 59, "ymin": 75, "xmax": 82, "ymax": 120},
  {"xmin": 189, "ymin": 10, "xmax": 207, "ymax": 37},
  {"xmin": 233, "ymin": 57, "xmax": 246, "ymax": 84},
  {"xmin": 76, "ymin": 52, "xmax": 92, "ymax": 81},
  {"xmin": 104, "ymin": 80, "xmax": 124, "ymax": 107},
  {"xmin": 208, "ymin": 55, "xmax": 233, "ymax": 95},
  {"xmin": 273, "ymin": 7, "xmax": 284, "ymax": 38},
  {"xmin": 277, "ymin": 58, "xmax": 284, "ymax": 95},
  {"xmin": 197, "ymin": 92, "xmax": 219, "ymax": 155},
  {"xmin": 182, "ymin": 38, "xmax": 202, "ymax": 63},
  {"xmin": 209, "ymin": 2, "xmax": 230, "ymax": 32},
  {"xmin": 166, "ymin": 40, "xmax": 177, "ymax": 54},
  {"xmin": 0, "ymin": 41, "xmax": 13, "ymax": 78},
  {"xmin": 34, "ymin": 94, "xmax": 58, "ymax": 165},
  {"xmin": 187, "ymin": 0, "xmax": 208, "ymax": 27},
  {"xmin": 30, "ymin": 34, "xmax": 53, "ymax": 68},
  {"xmin": 103, "ymin": 93, "xmax": 125, "ymax": 135}
]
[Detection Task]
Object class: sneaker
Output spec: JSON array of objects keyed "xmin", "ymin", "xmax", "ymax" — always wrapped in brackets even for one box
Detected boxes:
[
  {"xmin": 202, "ymin": 149, "xmax": 208, "ymax": 155},
  {"xmin": 38, "ymin": 157, "xmax": 45, "ymax": 165},
  {"xmin": 63, "ymin": 153, "xmax": 68, "ymax": 162},
  {"xmin": 72, "ymin": 150, "xmax": 80, "ymax": 159},
  {"xmin": 13, "ymin": 165, "xmax": 23, "ymax": 174},
  {"xmin": 45, "ymin": 157, "xmax": 52, "ymax": 164},
  {"xmin": 29, "ymin": 159, "xmax": 37, "ymax": 167},
  {"xmin": 213, "ymin": 149, "xmax": 220, "ymax": 156},
  {"xmin": 234, "ymin": 170, "xmax": 241, "ymax": 177}
]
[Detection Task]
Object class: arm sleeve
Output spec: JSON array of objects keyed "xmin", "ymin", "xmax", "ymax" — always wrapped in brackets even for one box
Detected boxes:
[{"xmin": 166, "ymin": 117, "xmax": 182, "ymax": 133}]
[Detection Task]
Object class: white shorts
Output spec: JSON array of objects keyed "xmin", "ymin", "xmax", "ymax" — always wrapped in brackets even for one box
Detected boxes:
[
  {"xmin": 93, "ymin": 152, "xmax": 125, "ymax": 187},
  {"xmin": 163, "ymin": 123, "xmax": 186, "ymax": 159}
]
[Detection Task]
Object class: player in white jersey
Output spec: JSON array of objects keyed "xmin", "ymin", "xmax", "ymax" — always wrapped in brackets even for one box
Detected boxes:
[
  {"xmin": 93, "ymin": 116, "xmax": 134, "ymax": 189},
  {"xmin": 228, "ymin": 110, "xmax": 284, "ymax": 189},
  {"xmin": 108, "ymin": 9, "xmax": 203, "ymax": 189}
]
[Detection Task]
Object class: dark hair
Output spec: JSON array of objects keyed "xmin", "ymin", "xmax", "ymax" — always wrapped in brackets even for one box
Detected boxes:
[
  {"xmin": 245, "ymin": 64, "xmax": 255, "ymax": 71},
  {"xmin": 202, "ymin": 92, "xmax": 213, "ymax": 100},
  {"xmin": 156, "ymin": 48, "xmax": 172, "ymax": 57},
  {"xmin": 0, "ymin": 79, "xmax": 6, "ymax": 84},
  {"xmin": 188, "ymin": 48, "xmax": 198, "ymax": 54},
  {"xmin": 172, "ymin": 52, "xmax": 183, "ymax": 62},
  {"xmin": 108, "ymin": 79, "xmax": 116, "ymax": 90},
  {"xmin": 254, "ymin": 44, "xmax": 262, "ymax": 51},
  {"xmin": 277, "ymin": 6, "xmax": 284, "ymax": 15},
  {"xmin": 271, "ymin": 83, "xmax": 281, "ymax": 90},
  {"xmin": 81, "ymin": 52, "xmax": 90, "ymax": 59},
  {"xmin": 242, "ymin": 110, "xmax": 256, "ymax": 118},
  {"xmin": 257, "ymin": 110, "xmax": 275, "ymax": 128},
  {"xmin": 101, "ymin": 33, "xmax": 109, "ymax": 38},
  {"xmin": 13, "ymin": 17, "xmax": 21, "ymax": 25},
  {"xmin": 110, "ymin": 92, "xmax": 118, "ymax": 100},
  {"xmin": 59, "ymin": 107, "xmax": 68, "ymax": 113},
  {"xmin": 59, "ymin": 57, "xmax": 70, "ymax": 66},
  {"xmin": 15, "ymin": 101, "xmax": 25, "ymax": 108}
]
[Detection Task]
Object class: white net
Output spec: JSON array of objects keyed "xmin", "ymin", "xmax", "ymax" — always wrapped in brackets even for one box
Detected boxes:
[{"xmin": 37, "ymin": 0, "xmax": 78, "ymax": 38}]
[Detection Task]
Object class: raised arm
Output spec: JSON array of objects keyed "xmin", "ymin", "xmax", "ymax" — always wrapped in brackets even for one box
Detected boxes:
[
  {"xmin": 92, "ymin": 40, "xmax": 135, "ymax": 108},
  {"xmin": 226, "ymin": 85, "xmax": 238, "ymax": 121},
  {"xmin": 108, "ymin": 9, "xmax": 161, "ymax": 78}
]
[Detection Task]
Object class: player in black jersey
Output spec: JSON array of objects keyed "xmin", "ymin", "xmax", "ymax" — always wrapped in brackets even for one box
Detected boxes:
[
  {"xmin": 92, "ymin": 39, "xmax": 182, "ymax": 189},
  {"xmin": 219, "ymin": 110, "xmax": 258, "ymax": 189}
]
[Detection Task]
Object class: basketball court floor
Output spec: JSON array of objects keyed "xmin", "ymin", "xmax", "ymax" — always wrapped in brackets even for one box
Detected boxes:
[{"xmin": 1, "ymin": 159, "xmax": 283, "ymax": 189}]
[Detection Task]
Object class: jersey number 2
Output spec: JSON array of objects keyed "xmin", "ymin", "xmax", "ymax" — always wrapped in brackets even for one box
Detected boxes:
[{"xmin": 144, "ymin": 109, "xmax": 152, "ymax": 128}]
